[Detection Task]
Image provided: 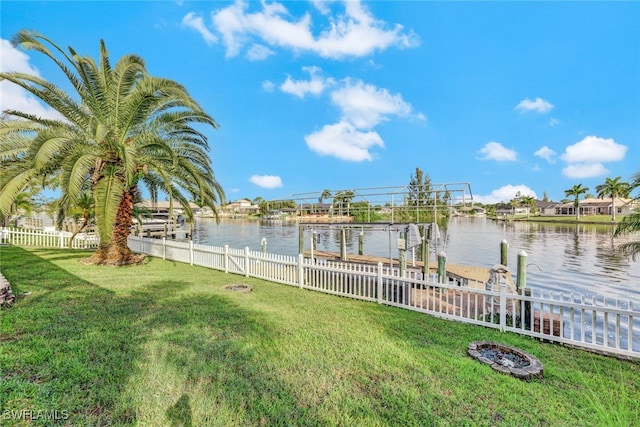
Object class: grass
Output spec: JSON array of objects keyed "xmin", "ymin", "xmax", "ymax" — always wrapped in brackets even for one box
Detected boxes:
[{"xmin": 1, "ymin": 246, "xmax": 639, "ymax": 426}]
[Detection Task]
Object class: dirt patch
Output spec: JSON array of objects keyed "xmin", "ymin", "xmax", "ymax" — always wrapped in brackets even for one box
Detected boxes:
[{"xmin": 222, "ymin": 284, "xmax": 253, "ymax": 293}]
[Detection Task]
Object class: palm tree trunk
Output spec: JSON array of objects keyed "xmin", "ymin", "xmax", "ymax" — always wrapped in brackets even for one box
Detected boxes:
[
  {"xmin": 90, "ymin": 189, "xmax": 141, "ymax": 265},
  {"xmin": 612, "ymin": 197, "xmax": 616, "ymax": 221}
]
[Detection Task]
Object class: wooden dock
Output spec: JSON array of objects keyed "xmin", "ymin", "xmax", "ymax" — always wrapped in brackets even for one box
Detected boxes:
[{"xmin": 304, "ymin": 250, "xmax": 515, "ymax": 289}]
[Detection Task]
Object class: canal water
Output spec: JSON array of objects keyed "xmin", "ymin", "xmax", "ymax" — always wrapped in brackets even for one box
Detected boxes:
[{"xmin": 192, "ymin": 217, "xmax": 640, "ymax": 304}]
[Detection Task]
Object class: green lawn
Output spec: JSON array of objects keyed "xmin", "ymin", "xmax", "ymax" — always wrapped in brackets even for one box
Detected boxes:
[{"xmin": 1, "ymin": 246, "xmax": 638, "ymax": 426}]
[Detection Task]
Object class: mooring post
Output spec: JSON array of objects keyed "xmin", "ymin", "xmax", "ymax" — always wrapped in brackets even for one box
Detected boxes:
[
  {"xmin": 517, "ymin": 250, "xmax": 531, "ymax": 329},
  {"xmin": 437, "ymin": 251, "xmax": 446, "ymax": 284},
  {"xmin": 298, "ymin": 226, "xmax": 304, "ymax": 256},
  {"xmin": 501, "ymin": 239, "xmax": 508, "ymax": 266},
  {"xmin": 340, "ymin": 228, "xmax": 347, "ymax": 261},
  {"xmin": 310, "ymin": 231, "xmax": 316, "ymax": 261},
  {"xmin": 399, "ymin": 231, "xmax": 407, "ymax": 277},
  {"xmin": 421, "ymin": 224, "xmax": 429, "ymax": 279},
  {"xmin": 358, "ymin": 231, "xmax": 364, "ymax": 256},
  {"xmin": 517, "ymin": 250, "xmax": 527, "ymax": 291},
  {"xmin": 261, "ymin": 237, "xmax": 267, "ymax": 254}
]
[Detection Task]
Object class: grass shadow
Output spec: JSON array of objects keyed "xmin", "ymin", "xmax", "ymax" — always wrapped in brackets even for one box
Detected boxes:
[{"xmin": 0, "ymin": 247, "xmax": 305, "ymax": 426}]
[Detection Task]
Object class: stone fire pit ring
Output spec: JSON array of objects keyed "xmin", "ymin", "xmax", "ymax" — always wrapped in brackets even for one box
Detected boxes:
[{"xmin": 468, "ymin": 341, "xmax": 543, "ymax": 381}]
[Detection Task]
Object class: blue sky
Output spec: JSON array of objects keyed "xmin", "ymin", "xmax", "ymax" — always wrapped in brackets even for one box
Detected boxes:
[{"xmin": 1, "ymin": 1, "xmax": 638, "ymax": 204}]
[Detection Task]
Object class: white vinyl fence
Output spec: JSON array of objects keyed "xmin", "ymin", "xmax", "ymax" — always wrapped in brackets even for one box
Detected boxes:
[
  {"xmin": 0, "ymin": 227, "xmax": 100, "ymax": 249},
  {"xmin": 127, "ymin": 235, "xmax": 640, "ymax": 359}
]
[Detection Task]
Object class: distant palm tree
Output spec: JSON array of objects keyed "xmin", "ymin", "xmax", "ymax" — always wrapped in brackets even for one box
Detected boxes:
[
  {"xmin": 1, "ymin": 191, "xmax": 34, "ymax": 227},
  {"xmin": 319, "ymin": 189, "xmax": 332, "ymax": 204},
  {"xmin": 0, "ymin": 31, "xmax": 224, "ymax": 265},
  {"xmin": 595, "ymin": 176, "xmax": 631, "ymax": 221},
  {"xmin": 520, "ymin": 195, "xmax": 536, "ymax": 218},
  {"xmin": 614, "ymin": 172, "xmax": 640, "ymax": 260},
  {"xmin": 564, "ymin": 184, "xmax": 589, "ymax": 220}
]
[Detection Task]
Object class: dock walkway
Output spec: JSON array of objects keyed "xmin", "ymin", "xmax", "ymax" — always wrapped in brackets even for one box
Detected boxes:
[{"xmin": 304, "ymin": 250, "xmax": 515, "ymax": 289}]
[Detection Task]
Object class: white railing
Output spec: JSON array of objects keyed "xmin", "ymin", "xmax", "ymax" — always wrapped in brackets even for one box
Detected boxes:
[
  {"xmin": 0, "ymin": 227, "xmax": 100, "ymax": 249},
  {"xmin": 127, "ymin": 235, "xmax": 639, "ymax": 359}
]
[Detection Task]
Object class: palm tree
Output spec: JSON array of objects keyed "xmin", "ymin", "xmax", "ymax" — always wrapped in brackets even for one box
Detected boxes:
[
  {"xmin": 614, "ymin": 172, "xmax": 640, "ymax": 260},
  {"xmin": 319, "ymin": 189, "xmax": 332, "ymax": 204},
  {"xmin": 520, "ymin": 195, "xmax": 536, "ymax": 218},
  {"xmin": 595, "ymin": 176, "xmax": 631, "ymax": 221},
  {"xmin": 0, "ymin": 31, "xmax": 224, "ymax": 265},
  {"xmin": 564, "ymin": 184, "xmax": 589, "ymax": 220},
  {"xmin": 0, "ymin": 190, "xmax": 34, "ymax": 227},
  {"xmin": 59, "ymin": 190, "xmax": 95, "ymax": 248}
]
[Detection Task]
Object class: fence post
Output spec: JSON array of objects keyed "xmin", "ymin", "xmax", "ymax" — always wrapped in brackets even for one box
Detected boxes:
[
  {"xmin": 298, "ymin": 254, "xmax": 304, "ymax": 289},
  {"xmin": 500, "ymin": 282, "xmax": 507, "ymax": 331},
  {"xmin": 224, "ymin": 245, "xmax": 229, "ymax": 274},
  {"xmin": 377, "ymin": 262, "xmax": 383, "ymax": 304},
  {"xmin": 244, "ymin": 247, "xmax": 250, "ymax": 277},
  {"xmin": 162, "ymin": 237, "xmax": 166, "ymax": 260},
  {"xmin": 437, "ymin": 251, "xmax": 446, "ymax": 284},
  {"xmin": 59, "ymin": 231, "xmax": 64, "ymax": 249},
  {"xmin": 190, "ymin": 240, "xmax": 194, "ymax": 266},
  {"xmin": 501, "ymin": 239, "xmax": 508, "ymax": 266}
]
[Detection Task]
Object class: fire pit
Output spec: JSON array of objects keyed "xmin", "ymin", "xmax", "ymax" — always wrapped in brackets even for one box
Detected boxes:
[{"xmin": 468, "ymin": 341, "xmax": 543, "ymax": 380}]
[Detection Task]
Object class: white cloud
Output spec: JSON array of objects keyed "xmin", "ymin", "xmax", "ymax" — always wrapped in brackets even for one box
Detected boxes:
[
  {"xmin": 0, "ymin": 39, "xmax": 62, "ymax": 120},
  {"xmin": 534, "ymin": 146, "xmax": 556, "ymax": 163},
  {"xmin": 562, "ymin": 163, "xmax": 609, "ymax": 179},
  {"xmin": 276, "ymin": 70, "xmax": 420, "ymax": 162},
  {"xmin": 515, "ymin": 97, "xmax": 554, "ymax": 114},
  {"xmin": 331, "ymin": 79, "xmax": 413, "ymax": 129},
  {"xmin": 475, "ymin": 185, "xmax": 538, "ymax": 204},
  {"xmin": 249, "ymin": 174, "xmax": 283, "ymax": 189},
  {"xmin": 205, "ymin": 0, "xmax": 418, "ymax": 59},
  {"xmin": 549, "ymin": 118, "xmax": 560, "ymax": 127},
  {"xmin": 182, "ymin": 12, "xmax": 218, "ymax": 45},
  {"xmin": 262, "ymin": 80, "xmax": 276, "ymax": 92},
  {"xmin": 561, "ymin": 135, "xmax": 627, "ymax": 163},
  {"xmin": 478, "ymin": 142, "xmax": 517, "ymax": 162},
  {"xmin": 280, "ymin": 66, "xmax": 334, "ymax": 98},
  {"xmin": 560, "ymin": 136, "xmax": 626, "ymax": 179},
  {"xmin": 305, "ymin": 120, "xmax": 383, "ymax": 162},
  {"xmin": 246, "ymin": 44, "xmax": 274, "ymax": 61}
]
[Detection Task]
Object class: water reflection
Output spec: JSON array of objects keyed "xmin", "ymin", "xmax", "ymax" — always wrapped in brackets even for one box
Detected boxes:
[{"xmin": 193, "ymin": 217, "xmax": 640, "ymax": 303}]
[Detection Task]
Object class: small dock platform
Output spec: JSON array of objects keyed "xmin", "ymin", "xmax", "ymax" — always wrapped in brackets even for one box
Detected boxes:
[{"xmin": 304, "ymin": 250, "xmax": 515, "ymax": 289}]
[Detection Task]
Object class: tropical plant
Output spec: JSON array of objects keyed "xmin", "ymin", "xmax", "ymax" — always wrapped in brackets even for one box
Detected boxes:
[
  {"xmin": 520, "ymin": 195, "xmax": 536, "ymax": 217},
  {"xmin": 57, "ymin": 190, "xmax": 95, "ymax": 248},
  {"xmin": 595, "ymin": 176, "xmax": 631, "ymax": 221},
  {"xmin": 614, "ymin": 172, "xmax": 640, "ymax": 260},
  {"xmin": 319, "ymin": 189, "xmax": 331, "ymax": 204},
  {"xmin": 0, "ymin": 31, "xmax": 224, "ymax": 265},
  {"xmin": 333, "ymin": 190, "xmax": 355, "ymax": 216},
  {"xmin": 0, "ymin": 190, "xmax": 34, "ymax": 227},
  {"xmin": 564, "ymin": 184, "xmax": 589, "ymax": 220}
]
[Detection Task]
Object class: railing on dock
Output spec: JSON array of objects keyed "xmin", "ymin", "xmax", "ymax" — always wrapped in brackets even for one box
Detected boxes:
[{"xmin": 127, "ymin": 235, "xmax": 640, "ymax": 359}]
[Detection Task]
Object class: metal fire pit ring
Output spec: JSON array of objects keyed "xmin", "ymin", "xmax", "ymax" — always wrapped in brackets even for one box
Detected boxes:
[{"xmin": 468, "ymin": 341, "xmax": 544, "ymax": 380}]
